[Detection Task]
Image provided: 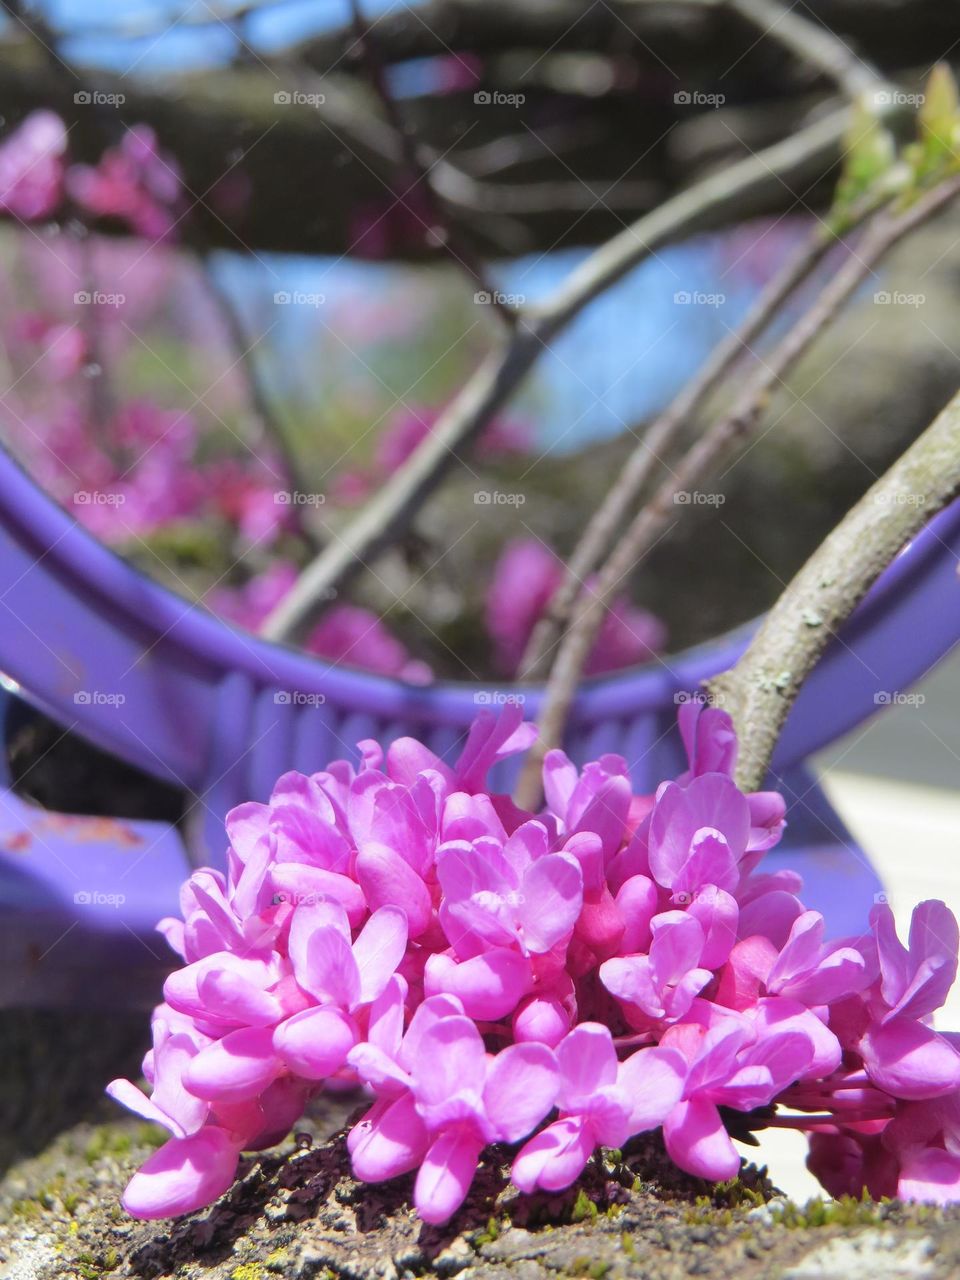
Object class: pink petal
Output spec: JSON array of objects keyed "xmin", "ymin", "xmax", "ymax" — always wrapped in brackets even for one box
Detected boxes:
[
  {"xmin": 751, "ymin": 998, "xmax": 841, "ymax": 1077},
  {"xmin": 512, "ymin": 996, "xmax": 571, "ymax": 1048},
  {"xmin": 413, "ymin": 1016, "xmax": 486, "ymax": 1113},
  {"xmin": 687, "ymin": 886, "xmax": 739, "ymax": 968},
  {"xmin": 618, "ymin": 1046, "xmax": 687, "ymax": 1132},
  {"xmin": 424, "ymin": 949, "xmax": 531, "ymax": 1020},
  {"xmin": 616, "ymin": 875, "xmax": 658, "ymax": 954},
  {"xmin": 674, "ymin": 829, "xmax": 739, "ymax": 897},
  {"xmin": 737, "ymin": 891, "xmax": 804, "ymax": 949},
  {"xmin": 520, "ymin": 854, "xmax": 583, "ymax": 953},
  {"xmin": 599, "ymin": 955, "xmax": 662, "ymax": 1017},
  {"xmin": 862, "ymin": 1018, "xmax": 960, "ymax": 1100},
  {"xmin": 356, "ymin": 841, "xmax": 433, "ymax": 937},
  {"xmin": 484, "ymin": 1042, "xmax": 559, "ymax": 1142},
  {"xmin": 121, "ymin": 1127, "xmax": 239, "ymax": 1219},
  {"xmin": 512, "ymin": 1116, "xmax": 593, "ymax": 1194},
  {"xmin": 269, "ymin": 863, "xmax": 366, "ymax": 926},
  {"xmin": 353, "ymin": 906, "xmax": 409, "ymax": 1004},
  {"xmin": 663, "ymin": 1097, "xmax": 740, "ymax": 1181},
  {"xmin": 197, "ymin": 967, "xmax": 283, "ymax": 1028},
  {"xmin": 348, "ymin": 1094, "xmax": 429, "ymax": 1182},
  {"xmin": 182, "ymin": 1026, "xmax": 281, "ymax": 1103},
  {"xmin": 273, "ymin": 1007, "xmax": 357, "ymax": 1080},
  {"xmin": 745, "ymin": 790, "xmax": 786, "ymax": 852},
  {"xmin": 542, "ymin": 749, "xmax": 578, "ymax": 819},
  {"xmin": 367, "ymin": 973, "xmax": 407, "ymax": 1056},
  {"xmin": 288, "ymin": 905, "xmax": 360, "ymax": 1007},
  {"xmin": 898, "ymin": 1147, "xmax": 960, "ymax": 1205},
  {"xmin": 556, "ymin": 1023, "xmax": 617, "ymax": 1107},
  {"xmin": 106, "ymin": 1078, "xmax": 195, "ymax": 1139},
  {"xmin": 415, "ymin": 1128, "xmax": 485, "ymax": 1224},
  {"xmin": 650, "ymin": 911, "xmax": 706, "ymax": 986}
]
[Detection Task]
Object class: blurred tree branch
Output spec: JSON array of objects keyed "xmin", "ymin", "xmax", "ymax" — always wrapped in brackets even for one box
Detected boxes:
[
  {"xmin": 261, "ymin": 103, "xmax": 852, "ymax": 643},
  {"xmin": 513, "ymin": 169, "xmax": 960, "ymax": 808},
  {"xmin": 0, "ymin": 0, "xmax": 953, "ymax": 260}
]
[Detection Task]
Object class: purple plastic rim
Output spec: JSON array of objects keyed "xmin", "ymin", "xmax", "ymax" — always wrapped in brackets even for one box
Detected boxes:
[{"xmin": 0, "ymin": 441, "xmax": 958, "ymax": 826}]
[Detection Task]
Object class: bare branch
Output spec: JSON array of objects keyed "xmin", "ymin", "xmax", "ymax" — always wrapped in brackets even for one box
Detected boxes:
[
  {"xmin": 519, "ymin": 221, "xmax": 838, "ymax": 678},
  {"xmin": 345, "ymin": 0, "xmax": 515, "ymax": 324},
  {"xmin": 513, "ymin": 171, "xmax": 960, "ymax": 808},
  {"xmin": 708, "ymin": 385, "xmax": 960, "ymax": 790},
  {"xmin": 263, "ymin": 104, "xmax": 851, "ymax": 642},
  {"xmin": 726, "ymin": 0, "xmax": 885, "ymax": 101}
]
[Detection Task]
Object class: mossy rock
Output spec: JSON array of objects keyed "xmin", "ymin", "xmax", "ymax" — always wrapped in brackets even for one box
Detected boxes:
[{"xmin": 3, "ymin": 1113, "xmax": 960, "ymax": 1280}]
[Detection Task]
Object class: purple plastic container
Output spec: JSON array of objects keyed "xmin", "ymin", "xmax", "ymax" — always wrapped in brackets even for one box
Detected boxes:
[{"xmin": 0, "ymin": 444, "xmax": 956, "ymax": 1006}]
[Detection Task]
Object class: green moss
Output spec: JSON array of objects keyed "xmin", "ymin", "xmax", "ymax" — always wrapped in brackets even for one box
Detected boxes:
[
  {"xmin": 230, "ymin": 1265, "xmax": 268, "ymax": 1280},
  {"xmin": 474, "ymin": 1214, "xmax": 507, "ymax": 1246},
  {"xmin": 570, "ymin": 1188, "xmax": 598, "ymax": 1224},
  {"xmin": 770, "ymin": 1194, "xmax": 892, "ymax": 1229},
  {"xmin": 264, "ymin": 1250, "xmax": 290, "ymax": 1273},
  {"xmin": 84, "ymin": 1128, "xmax": 132, "ymax": 1164}
]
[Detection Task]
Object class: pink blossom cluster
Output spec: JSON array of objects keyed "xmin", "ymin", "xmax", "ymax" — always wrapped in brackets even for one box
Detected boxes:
[
  {"xmin": 0, "ymin": 112, "xmax": 180, "ymax": 237},
  {"xmin": 108, "ymin": 703, "xmax": 960, "ymax": 1223}
]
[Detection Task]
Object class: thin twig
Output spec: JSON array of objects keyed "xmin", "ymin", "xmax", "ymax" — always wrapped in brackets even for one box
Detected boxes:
[
  {"xmin": 346, "ymin": 0, "xmax": 515, "ymax": 326},
  {"xmin": 708, "ymin": 383, "xmax": 960, "ymax": 791},
  {"xmin": 513, "ymin": 172, "xmax": 960, "ymax": 808},
  {"xmin": 726, "ymin": 0, "xmax": 886, "ymax": 102},
  {"xmin": 262, "ymin": 104, "xmax": 851, "ymax": 644},
  {"xmin": 520, "ymin": 220, "xmax": 839, "ymax": 678}
]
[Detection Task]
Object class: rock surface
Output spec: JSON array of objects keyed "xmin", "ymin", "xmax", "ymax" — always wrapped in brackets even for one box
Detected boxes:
[{"xmin": 3, "ymin": 1106, "xmax": 960, "ymax": 1280}]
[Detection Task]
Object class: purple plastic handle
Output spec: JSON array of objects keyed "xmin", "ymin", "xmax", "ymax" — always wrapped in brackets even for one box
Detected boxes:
[{"xmin": 0, "ymin": 443, "xmax": 958, "ymax": 861}]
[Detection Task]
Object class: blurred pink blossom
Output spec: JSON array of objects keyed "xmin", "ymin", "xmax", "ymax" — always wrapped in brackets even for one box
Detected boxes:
[
  {"xmin": 486, "ymin": 538, "xmax": 667, "ymax": 677},
  {"xmin": 0, "ymin": 111, "xmax": 67, "ymax": 221},
  {"xmin": 211, "ymin": 563, "xmax": 433, "ymax": 684},
  {"xmin": 68, "ymin": 125, "xmax": 182, "ymax": 240}
]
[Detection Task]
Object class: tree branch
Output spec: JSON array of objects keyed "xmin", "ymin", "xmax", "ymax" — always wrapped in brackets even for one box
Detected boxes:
[
  {"xmin": 726, "ymin": 0, "xmax": 885, "ymax": 101},
  {"xmin": 708, "ymin": 384, "xmax": 960, "ymax": 791},
  {"xmin": 263, "ymin": 104, "xmax": 852, "ymax": 643},
  {"xmin": 513, "ymin": 170, "xmax": 960, "ymax": 808},
  {"xmin": 519, "ymin": 220, "xmax": 839, "ymax": 678},
  {"xmin": 345, "ymin": 0, "xmax": 516, "ymax": 324}
]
